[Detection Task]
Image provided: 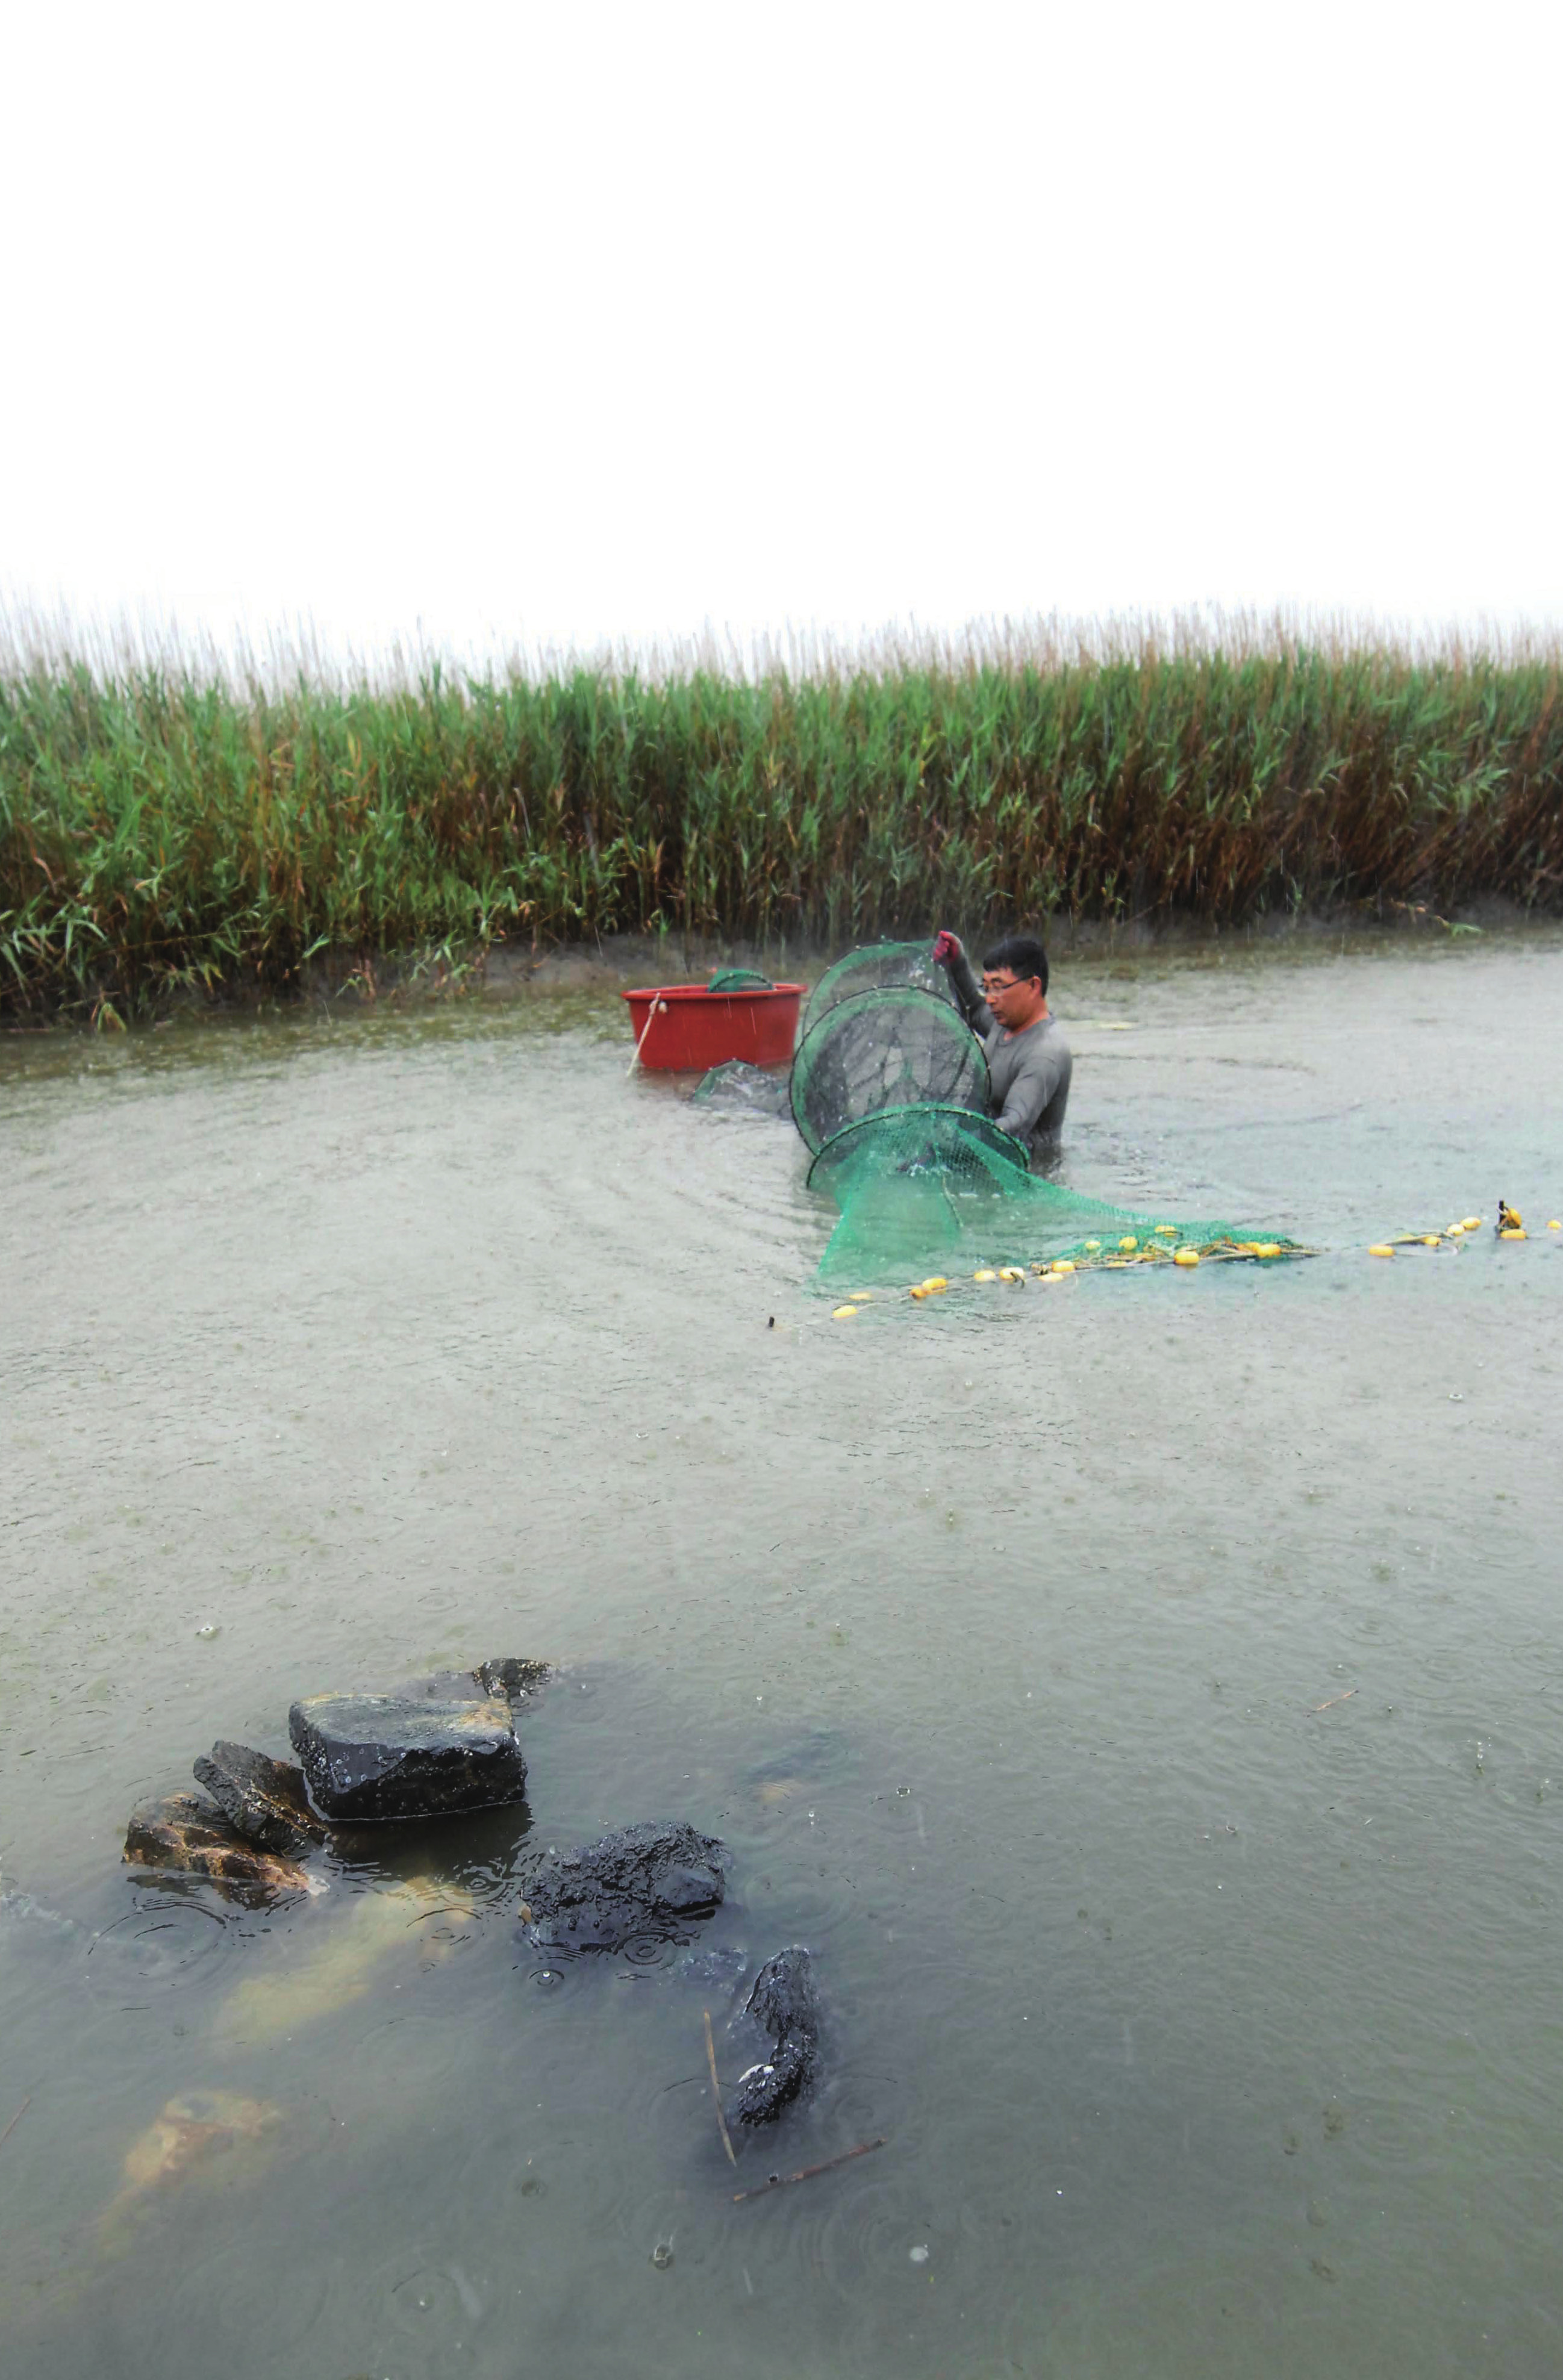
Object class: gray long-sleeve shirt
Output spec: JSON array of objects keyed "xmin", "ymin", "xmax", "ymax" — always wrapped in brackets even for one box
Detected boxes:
[{"xmin": 946, "ymin": 949, "xmax": 1072, "ymax": 1159}]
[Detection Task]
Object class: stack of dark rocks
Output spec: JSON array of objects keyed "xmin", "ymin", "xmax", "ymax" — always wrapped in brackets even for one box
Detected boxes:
[
  {"xmin": 123, "ymin": 1661, "xmax": 543, "ymax": 1895},
  {"xmin": 122, "ymin": 1654, "xmax": 822, "ymax": 2132}
]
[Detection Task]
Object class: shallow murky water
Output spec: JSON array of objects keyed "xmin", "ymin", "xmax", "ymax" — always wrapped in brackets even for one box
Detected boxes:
[{"xmin": 4, "ymin": 929, "xmax": 1562, "ymax": 2379}]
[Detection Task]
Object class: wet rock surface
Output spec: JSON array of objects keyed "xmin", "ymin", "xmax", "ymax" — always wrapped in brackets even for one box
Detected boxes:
[
  {"xmin": 123, "ymin": 1794, "xmax": 313, "ymax": 1899},
  {"xmin": 522, "ymin": 1821, "xmax": 729, "ymax": 1954},
  {"xmin": 474, "ymin": 1657, "xmax": 551, "ymax": 1704},
  {"xmin": 402, "ymin": 1657, "xmax": 552, "ymax": 1708},
  {"xmin": 192, "ymin": 1741, "xmax": 324, "ymax": 1854},
  {"xmin": 726, "ymin": 1945, "xmax": 820, "ymax": 2127},
  {"xmin": 288, "ymin": 1693, "xmax": 527, "ymax": 1823}
]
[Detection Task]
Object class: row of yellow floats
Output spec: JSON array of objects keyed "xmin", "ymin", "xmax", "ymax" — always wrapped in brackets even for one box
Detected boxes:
[
  {"xmin": 1367, "ymin": 1206, "xmax": 1559, "ymax": 1258},
  {"xmin": 830, "ymin": 1227, "xmax": 1295, "ymax": 1315},
  {"xmin": 831, "ymin": 1206, "xmax": 1560, "ymax": 1314}
]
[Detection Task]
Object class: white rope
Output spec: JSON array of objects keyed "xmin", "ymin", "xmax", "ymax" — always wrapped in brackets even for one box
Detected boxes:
[{"xmin": 626, "ymin": 997, "xmax": 667, "ymax": 1076}]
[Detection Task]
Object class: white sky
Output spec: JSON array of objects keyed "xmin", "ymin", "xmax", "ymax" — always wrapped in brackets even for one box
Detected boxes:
[{"xmin": 2, "ymin": 1, "xmax": 1559, "ymax": 666}]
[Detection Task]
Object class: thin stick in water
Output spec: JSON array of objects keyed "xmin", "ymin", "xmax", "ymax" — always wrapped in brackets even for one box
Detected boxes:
[
  {"xmin": 732, "ymin": 2136, "xmax": 885, "ymax": 2203},
  {"xmin": 1312, "ymin": 1689, "xmax": 1358, "ymax": 1712},
  {"xmin": 0, "ymin": 2095, "xmax": 31, "ymax": 2149},
  {"xmin": 703, "ymin": 2009, "xmax": 737, "ymax": 2167}
]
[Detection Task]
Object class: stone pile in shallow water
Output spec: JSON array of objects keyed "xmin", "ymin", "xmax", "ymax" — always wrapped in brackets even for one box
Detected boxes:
[
  {"xmin": 515, "ymin": 1825, "xmax": 826, "ymax": 2136},
  {"xmin": 122, "ymin": 1792, "xmax": 316, "ymax": 1899},
  {"xmin": 117, "ymin": 1655, "xmax": 831, "ymax": 2139},
  {"xmin": 123, "ymin": 1658, "xmax": 546, "ymax": 1892},
  {"xmin": 191, "ymin": 1741, "xmax": 324, "ymax": 1856}
]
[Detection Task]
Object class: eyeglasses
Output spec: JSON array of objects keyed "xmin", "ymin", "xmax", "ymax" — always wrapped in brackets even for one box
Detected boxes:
[{"xmin": 981, "ymin": 976, "xmax": 1027, "ymax": 997}]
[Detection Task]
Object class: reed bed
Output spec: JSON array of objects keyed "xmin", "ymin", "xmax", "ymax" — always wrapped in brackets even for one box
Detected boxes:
[{"xmin": 2, "ymin": 613, "xmax": 1560, "ymax": 1019}]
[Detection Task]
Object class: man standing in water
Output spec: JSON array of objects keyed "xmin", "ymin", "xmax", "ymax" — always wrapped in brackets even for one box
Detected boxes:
[{"xmin": 932, "ymin": 929, "xmax": 1072, "ymax": 1160}]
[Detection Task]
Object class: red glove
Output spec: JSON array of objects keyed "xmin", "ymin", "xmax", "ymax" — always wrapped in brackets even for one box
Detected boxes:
[{"xmin": 931, "ymin": 930, "xmax": 961, "ymax": 966}]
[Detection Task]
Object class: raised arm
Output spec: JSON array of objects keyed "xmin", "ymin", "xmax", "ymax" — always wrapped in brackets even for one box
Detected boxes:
[{"xmin": 932, "ymin": 930, "xmax": 992, "ymax": 1035}]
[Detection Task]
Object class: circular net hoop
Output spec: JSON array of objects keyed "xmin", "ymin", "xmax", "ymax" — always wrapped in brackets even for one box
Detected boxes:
[
  {"xmin": 706, "ymin": 967, "xmax": 773, "ymax": 991},
  {"xmin": 789, "ymin": 987, "xmax": 988, "ymax": 1155},
  {"xmin": 802, "ymin": 941, "xmax": 957, "ymax": 1036},
  {"xmin": 807, "ymin": 1105, "xmax": 1029, "ymax": 1192}
]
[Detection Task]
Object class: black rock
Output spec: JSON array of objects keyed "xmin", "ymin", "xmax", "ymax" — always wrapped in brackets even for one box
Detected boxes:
[
  {"xmin": 192, "ymin": 1742, "xmax": 324, "ymax": 1854},
  {"xmin": 123, "ymin": 1793, "xmax": 314, "ymax": 1899},
  {"xmin": 473, "ymin": 1657, "xmax": 551, "ymax": 1704},
  {"xmin": 726, "ymin": 1946, "xmax": 820, "ymax": 2127},
  {"xmin": 398, "ymin": 1658, "xmax": 551, "ymax": 1708},
  {"xmin": 522, "ymin": 1821, "xmax": 728, "ymax": 1955},
  {"xmin": 287, "ymin": 1693, "xmax": 527, "ymax": 1824}
]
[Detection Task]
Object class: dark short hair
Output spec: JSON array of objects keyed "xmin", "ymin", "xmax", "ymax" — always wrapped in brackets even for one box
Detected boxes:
[{"xmin": 981, "ymin": 933, "xmax": 1049, "ymax": 996}]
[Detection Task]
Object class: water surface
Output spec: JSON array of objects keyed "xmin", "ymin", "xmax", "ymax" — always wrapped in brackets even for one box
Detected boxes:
[{"xmin": 3, "ymin": 930, "xmax": 1562, "ymax": 2379}]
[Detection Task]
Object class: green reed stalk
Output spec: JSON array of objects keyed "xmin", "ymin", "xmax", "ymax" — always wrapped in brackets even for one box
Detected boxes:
[{"xmin": 2, "ymin": 630, "xmax": 1559, "ymax": 1017}]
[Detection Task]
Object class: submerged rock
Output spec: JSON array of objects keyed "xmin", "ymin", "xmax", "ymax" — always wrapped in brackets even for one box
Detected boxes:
[
  {"xmin": 98, "ymin": 2090, "xmax": 288, "ymax": 2257},
  {"xmin": 726, "ymin": 1945, "xmax": 820, "ymax": 2128},
  {"xmin": 119, "ymin": 2090, "xmax": 284, "ymax": 2197},
  {"xmin": 123, "ymin": 1794, "xmax": 313, "ymax": 1899},
  {"xmin": 401, "ymin": 1657, "xmax": 552, "ymax": 1708},
  {"xmin": 213, "ymin": 1875, "xmax": 476, "ymax": 2045},
  {"xmin": 473, "ymin": 1657, "xmax": 551, "ymax": 1704},
  {"xmin": 192, "ymin": 1741, "xmax": 324, "ymax": 1855},
  {"xmin": 522, "ymin": 1821, "xmax": 728, "ymax": 1955},
  {"xmin": 288, "ymin": 1693, "xmax": 526, "ymax": 1823}
]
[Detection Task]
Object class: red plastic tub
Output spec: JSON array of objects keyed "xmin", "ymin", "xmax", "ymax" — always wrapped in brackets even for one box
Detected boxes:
[{"xmin": 622, "ymin": 983, "xmax": 803, "ymax": 1071}]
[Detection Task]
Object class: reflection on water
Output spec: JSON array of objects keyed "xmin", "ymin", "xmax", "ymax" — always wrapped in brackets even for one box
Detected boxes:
[{"xmin": 3, "ymin": 930, "xmax": 1563, "ymax": 2378}]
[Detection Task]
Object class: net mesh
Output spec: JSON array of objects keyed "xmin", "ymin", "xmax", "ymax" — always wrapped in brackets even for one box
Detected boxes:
[
  {"xmin": 790, "ymin": 947, "xmax": 1307, "ymax": 1286},
  {"xmin": 801, "ymin": 941, "xmax": 957, "ymax": 1035},
  {"xmin": 706, "ymin": 967, "xmax": 773, "ymax": 992},
  {"xmin": 790, "ymin": 987, "xmax": 989, "ymax": 1156},
  {"xmin": 691, "ymin": 1058, "xmax": 792, "ymax": 1115},
  {"xmin": 808, "ymin": 1106, "xmax": 1300, "ymax": 1284}
]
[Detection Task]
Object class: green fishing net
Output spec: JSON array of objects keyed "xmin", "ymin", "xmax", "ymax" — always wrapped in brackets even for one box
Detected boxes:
[
  {"xmin": 790, "ymin": 987, "xmax": 989, "ymax": 1155},
  {"xmin": 801, "ymin": 941, "xmax": 957, "ymax": 1035},
  {"xmin": 791, "ymin": 949, "xmax": 1306, "ymax": 1287},
  {"xmin": 807, "ymin": 1104, "xmax": 1299, "ymax": 1285},
  {"xmin": 707, "ymin": 967, "xmax": 773, "ymax": 991},
  {"xmin": 691, "ymin": 1058, "xmax": 792, "ymax": 1114}
]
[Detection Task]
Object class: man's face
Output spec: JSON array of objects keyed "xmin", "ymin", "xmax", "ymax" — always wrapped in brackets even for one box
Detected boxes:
[{"xmin": 982, "ymin": 967, "xmax": 1040, "ymax": 1023}]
